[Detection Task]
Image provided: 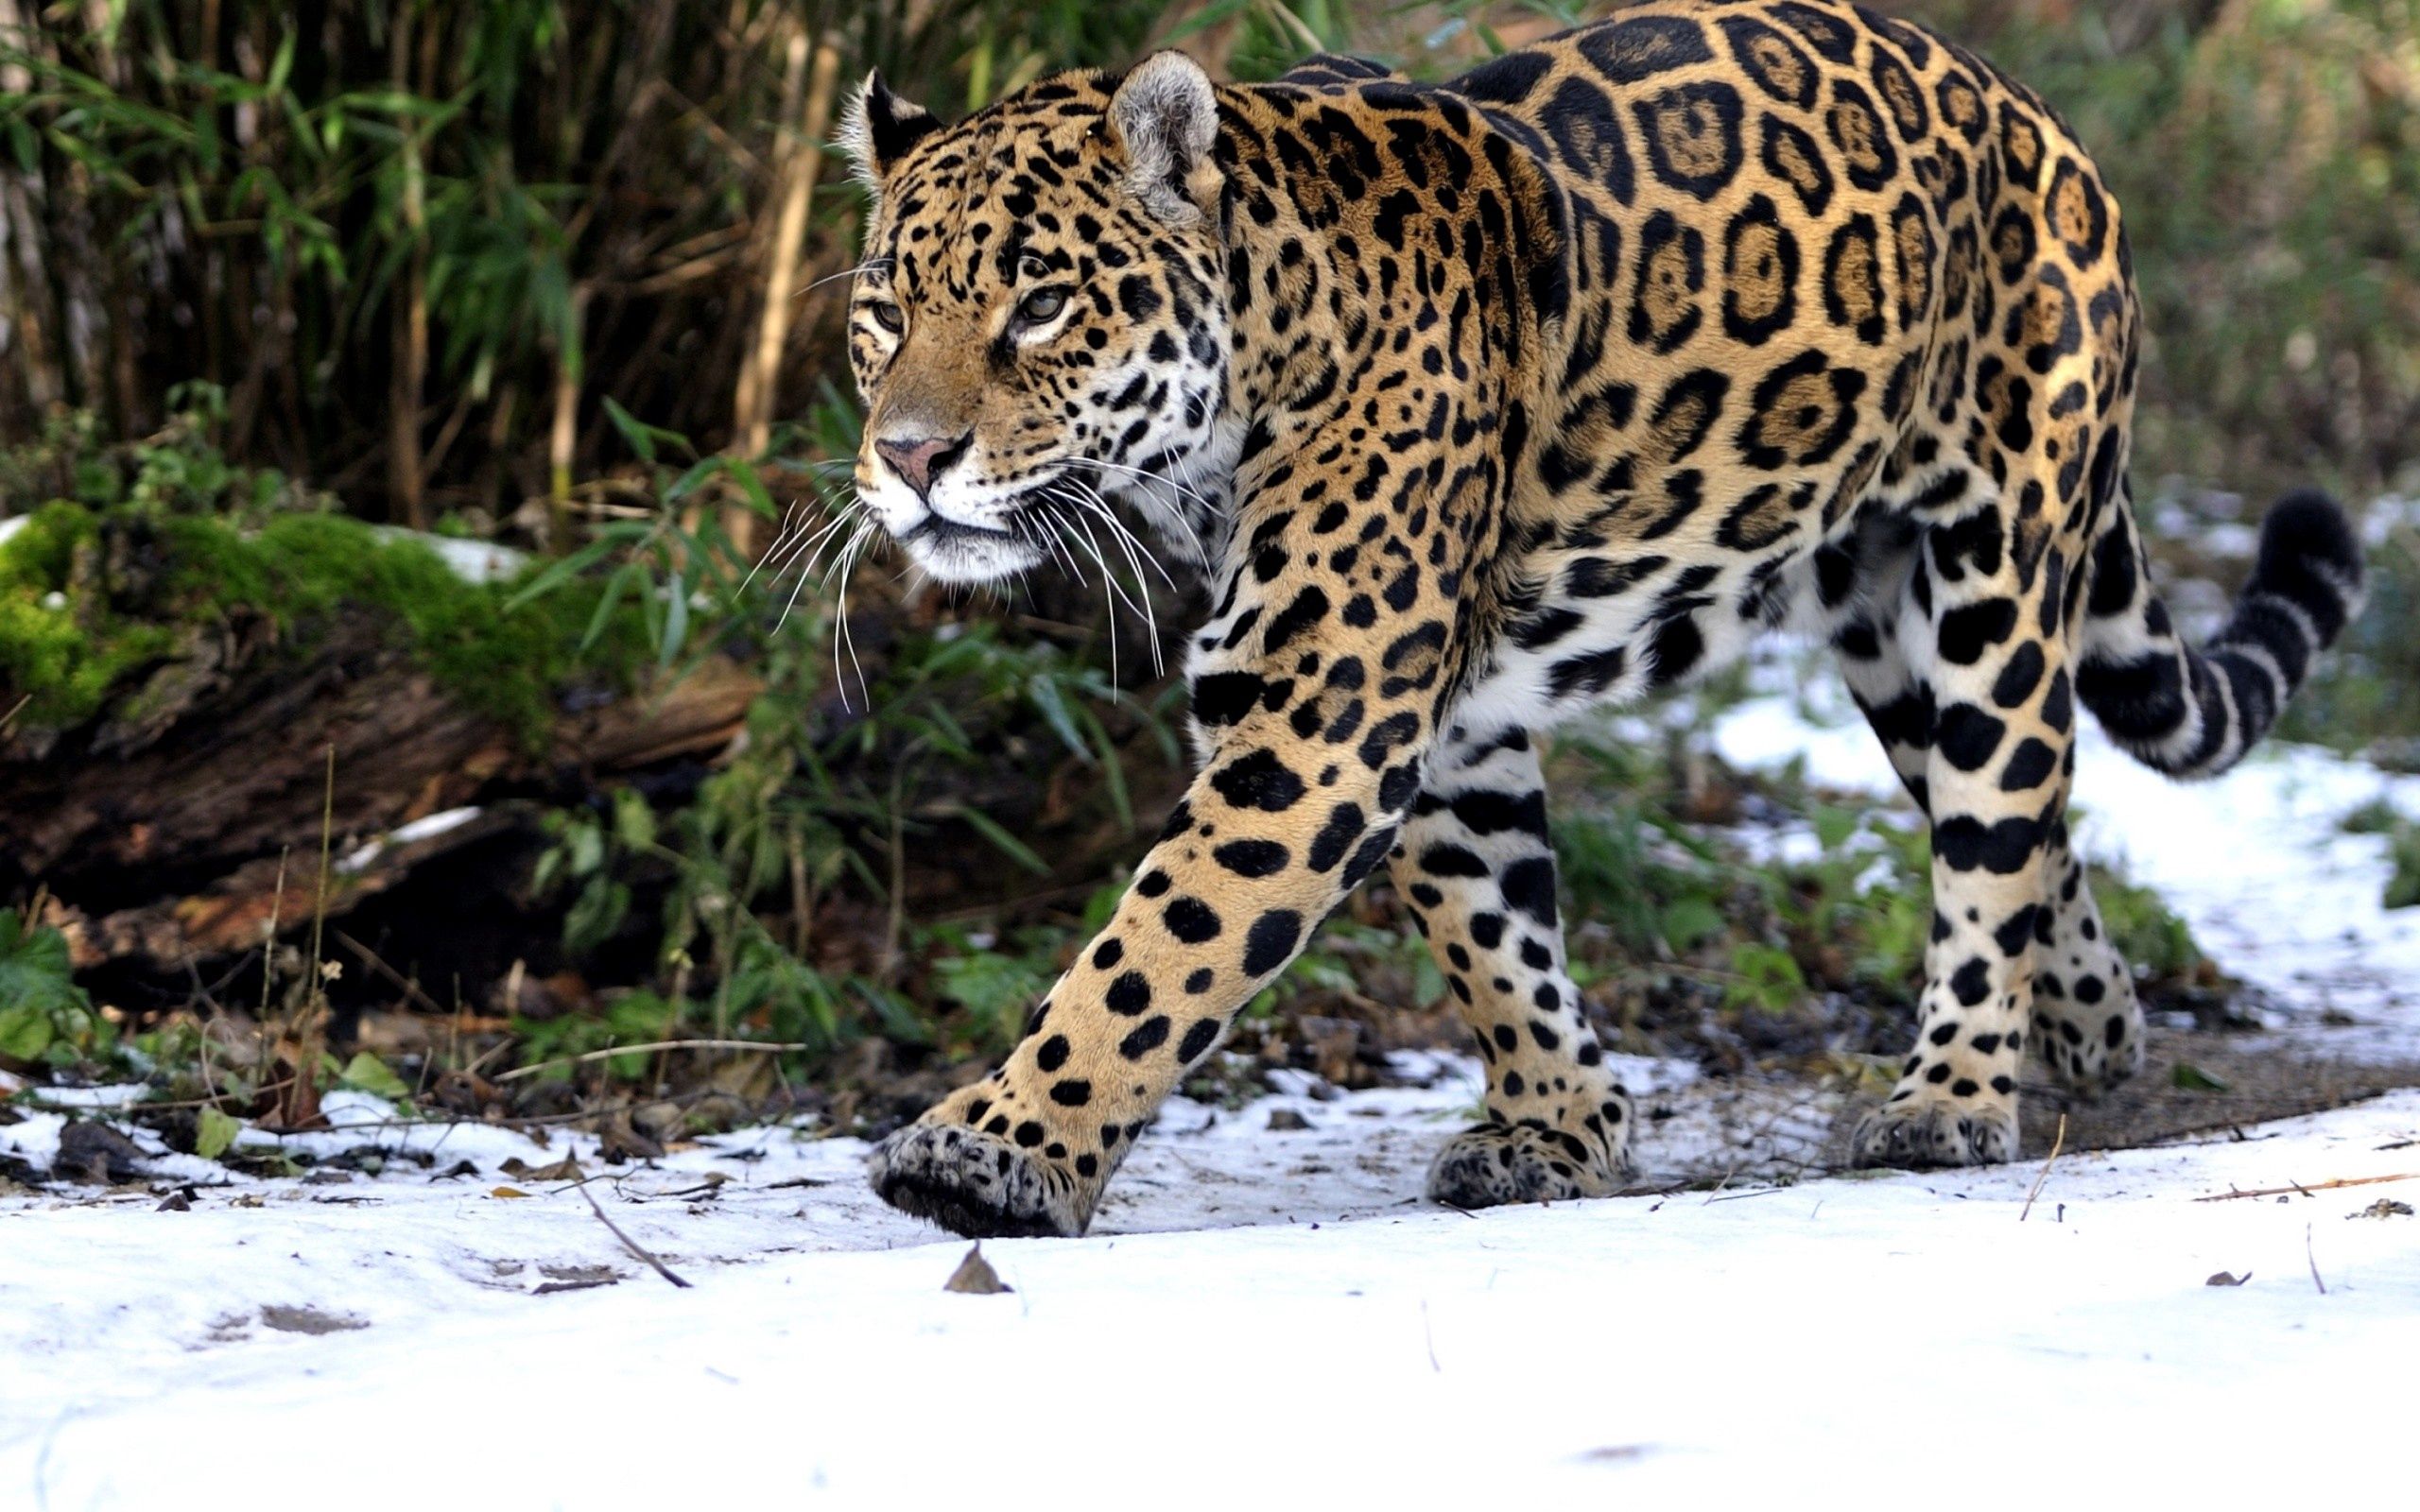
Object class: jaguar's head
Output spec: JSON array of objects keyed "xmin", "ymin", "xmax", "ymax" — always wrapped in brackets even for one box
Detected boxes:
[{"xmin": 838, "ymin": 52, "xmax": 1236, "ymax": 585}]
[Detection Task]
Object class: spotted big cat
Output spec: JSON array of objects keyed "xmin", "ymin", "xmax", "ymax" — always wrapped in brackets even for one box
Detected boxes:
[{"xmin": 830, "ymin": 0, "xmax": 2364, "ymax": 1237}]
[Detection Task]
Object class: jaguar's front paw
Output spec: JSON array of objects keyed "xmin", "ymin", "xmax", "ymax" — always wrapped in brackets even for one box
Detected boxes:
[
  {"xmin": 1850, "ymin": 1091, "xmax": 2017, "ymax": 1169},
  {"xmin": 1426, "ymin": 1119, "xmax": 1628, "ymax": 1211},
  {"xmin": 869, "ymin": 1122, "xmax": 1090, "ymax": 1239}
]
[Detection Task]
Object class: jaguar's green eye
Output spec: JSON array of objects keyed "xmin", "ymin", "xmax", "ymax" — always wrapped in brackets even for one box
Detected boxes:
[
  {"xmin": 869, "ymin": 301, "xmax": 905, "ymax": 333},
  {"xmin": 1017, "ymin": 287, "xmax": 1068, "ymax": 324}
]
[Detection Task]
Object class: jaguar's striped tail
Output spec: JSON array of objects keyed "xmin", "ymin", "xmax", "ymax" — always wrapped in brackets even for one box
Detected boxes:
[{"xmin": 2077, "ymin": 490, "xmax": 2364, "ymax": 779}]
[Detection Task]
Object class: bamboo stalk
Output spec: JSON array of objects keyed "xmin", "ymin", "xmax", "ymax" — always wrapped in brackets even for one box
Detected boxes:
[
  {"xmin": 388, "ymin": 0, "xmax": 429, "ymax": 529},
  {"xmin": 726, "ymin": 24, "xmax": 843, "ymax": 558},
  {"xmin": 548, "ymin": 284, "xmax": 591, "ymax": 555}
]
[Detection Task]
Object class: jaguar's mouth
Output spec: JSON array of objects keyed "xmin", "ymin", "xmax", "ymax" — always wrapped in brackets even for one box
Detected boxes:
[{"xmin": 893, "ymin": 502, "xmax": 1046, "ymax": 584}]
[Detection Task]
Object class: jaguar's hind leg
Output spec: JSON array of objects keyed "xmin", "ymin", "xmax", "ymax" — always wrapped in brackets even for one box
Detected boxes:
[
  {"xmin": 2030, "ymin": 826, "xmax": 2145, "ymax": 1093},
  {"xmin": 1388, "ymin": 726, "xmax": 1634, "ymax": 1210},
  {"xmin": 1848, "ymin": 507, "xmax": 2083, "ymax": 1168}
]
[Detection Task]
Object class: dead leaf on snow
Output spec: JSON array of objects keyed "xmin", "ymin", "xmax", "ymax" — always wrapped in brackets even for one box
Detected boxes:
[
  {"xmin": 2350, "ymin": 1198, "xmax": 2414, "ymax": 1219},
  {"xmin": 499, "ymin": 1155, "xmax": 584, "ymax": 1182},
  {"xmin": 2205, "ymin": 1270, "xmax": 2251, "ymax": 1286},
  {"xmin": 943, "ymin": 1244, "xmax": 1011, "ymax": 1295},
  {"xmin": 259, "ymin": 1305, "xmax": 367, "ymax": 1335},
  {"xmin": 489, "ymin": 1185, "xmax": 531, "ymax": 1199}
]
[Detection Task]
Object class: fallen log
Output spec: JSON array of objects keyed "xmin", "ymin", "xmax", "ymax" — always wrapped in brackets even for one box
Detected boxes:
[{"xmin": 5, "ymin": 581, "xmax": 761, "ymax": 974}]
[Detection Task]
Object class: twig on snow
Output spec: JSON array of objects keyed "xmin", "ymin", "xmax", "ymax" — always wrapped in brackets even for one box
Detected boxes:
[
  {"xmin": 495, "ymin": 1039, "xmax": 809, "ymax": 1082},
  {"xmin": 579, "ymin": 1181, "xmax": 692, "ymax": 1289},
  {"xmin": 2020, "ymin": 1113, "xmax": 2067, "ymax": 1222},
  {"xmin": 2191, "ymin": 1172, "xmax": 2419, "ymax": 1202},
  {"xmin": 2306, "ymin": 1224, "xmax": 2326, "ymax": 1296}
]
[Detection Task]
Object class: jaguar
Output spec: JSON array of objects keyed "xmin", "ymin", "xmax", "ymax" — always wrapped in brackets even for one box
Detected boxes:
[{"xmin": 835, "ymin": 0, "xmax": 2364, "ymax": 1237}]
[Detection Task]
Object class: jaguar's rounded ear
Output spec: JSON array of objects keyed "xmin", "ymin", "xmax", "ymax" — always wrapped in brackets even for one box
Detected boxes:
[
  {"xmin": 1107, "ymin": 51, "xmax": 1220, "ymax": 224},
  {"xmin": 838, "ymin": 71, "xmax": 942, "ymax": 191}
]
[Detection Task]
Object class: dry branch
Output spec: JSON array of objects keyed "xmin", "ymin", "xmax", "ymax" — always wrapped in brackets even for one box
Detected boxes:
[{"xmin": 2192, "ymin": 1173, "xmax": 2420, "ymax": 1202}]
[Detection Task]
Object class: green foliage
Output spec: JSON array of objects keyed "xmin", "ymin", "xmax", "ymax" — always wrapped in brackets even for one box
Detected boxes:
[
  {"xmin": 337, "ymin": 1051, "xmax": 413, "ymax": 1101},
  {"xmin": 2346, "ymin": 798, "xmax": 2420, "ymax": 909},
  {"xmin": 0, "ymin": 397, "xmax": 648, "ymax": 743},
  {"xmin": 194, "ymin": 1106, "xmax": 243, "ymax": 1161},
  {"xmin": 1937, "ymin": 1, "xmax": 2420, "ymax": 500},
  {"xmin": 2089, "ymin": 864, "xmax": 2205, "ymax": 983},
  {"xmin": 929, "ymin": 927, "xmax": 1062, "ymax": 1051},
  {"xmin": 513, "ymin": 991, "xmax": 683, "ymax": 1086},
  {"xmin": 0, "ymin": 0, "xmax": 1191, "ymax": 512},
  {"xmin": 0, "ymin": 910, "xmax": 115, "ymax": 1066},
  {"xmin": 0, "ymin": 500, "xmax": 175, "ymax": 727}
]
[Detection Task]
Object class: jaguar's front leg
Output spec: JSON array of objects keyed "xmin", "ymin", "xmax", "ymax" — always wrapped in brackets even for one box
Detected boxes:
[
  {"xmin": 1391, "ymin": 725, "xmax": 1634, "ymax": 1210},
  {"xmin": 872, "ymin": 538, "xmax": 1453, "ymax": 1238}
]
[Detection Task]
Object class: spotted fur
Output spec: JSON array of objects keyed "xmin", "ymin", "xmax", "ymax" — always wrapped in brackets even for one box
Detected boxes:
[{"xmin": 841, "ymin": 2, "xmax": 2364, "ymax": 1236}]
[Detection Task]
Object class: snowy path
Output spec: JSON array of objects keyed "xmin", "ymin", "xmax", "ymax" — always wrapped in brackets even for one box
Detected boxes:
[
  {"xmin": 3, "ymin": 1082, "xmax": 2413, "ymax": 1507},
  {"xmin": 8, "ymin": 677, "xmax": 2419, "ymax": 1505}
]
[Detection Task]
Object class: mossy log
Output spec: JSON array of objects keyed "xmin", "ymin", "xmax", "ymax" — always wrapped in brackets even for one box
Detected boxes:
[{"xmin": 6, "ymin": 605, "xmax": 761, "ymax": 972}]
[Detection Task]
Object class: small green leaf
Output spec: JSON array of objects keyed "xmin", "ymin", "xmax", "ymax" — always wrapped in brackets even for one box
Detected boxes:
[
  {"xmin": 196, "ymin": 1106, "xmax": 242, "ymax": 1160},
  {"xmin": 2171, "ymin": 1062, "xmax": 2231, "ymax": 1092},
  {"xmin": 1660, "ymin": 894, "xmax": 1727, "ymax": 951},
  {"xmin": 337, "ymin": 1052, "xmax": 411, "ymax": 1101},
  {"xmin": 0, "ymin": 1005, "xmax": 53, "ymax": 1061}
]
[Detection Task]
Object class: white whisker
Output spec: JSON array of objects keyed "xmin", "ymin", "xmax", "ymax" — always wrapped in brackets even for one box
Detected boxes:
[{"xmin": 794, "ymin": 256, "xmax": 892, "ymax": 302}]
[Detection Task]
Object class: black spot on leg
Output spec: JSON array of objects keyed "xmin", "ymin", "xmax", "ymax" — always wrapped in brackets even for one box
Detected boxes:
[
  {"xmin": 1213, "ymin": 840, "xmax": 1289, "ymax": 877},
  {"xmin": 1243, "ymin": 910, "xmax": 1304, "ymax": 976},
  {"xmin": 1118, "ymin": 1016, "xmax": 1171, "ymax": 1059},
  {"xmin": 1178, "ymin": 1019, "xmax": 1220, "ymax": 1063},
  {"xmin": 1163, "ymin": 897, "xmax": 1223, "ymax": 944},
  {"xmin": 1211, "ymin": 750, "xmax": 1307, "ymax": 812},
  {"xmin": 1949, "ymin": 957, "xmax": 1992, "ymax": 1005},
  {"xmin": 1106, "ymin": 971, "xmax": 1152, "ymax": 1016},
  {"xmin": 1500, "ymin": 857, "xmax": 1559, "ymax": 924}
]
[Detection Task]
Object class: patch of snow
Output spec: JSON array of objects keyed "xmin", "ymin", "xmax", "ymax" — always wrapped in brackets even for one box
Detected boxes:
[
  {"xmin": 369, "ymin": 526, "xmax": 531, "ymax": 585},
  {"xmin": 20, "ymin": 1085, "xmax": 160, "ymax": 1112},
  {"xmin": 335, "ymin": 805, "xmax": 483, "ymax": 875},
  {"xmin": 2200, "ymin": 521, "xmax": 2259, "ymax": 559},
  {"xmin": 2, "ymin": 1076, "xmax": 2411, "ymax": 1506},
  {"xmin": 2360, "ymin": 493, "xmax": 2418, "ymax": 548}
]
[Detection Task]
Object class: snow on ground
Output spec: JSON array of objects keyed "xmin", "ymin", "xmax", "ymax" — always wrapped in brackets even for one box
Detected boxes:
[
  {"xmin": 3, "ymin": 1076, "xmax": 2413, "ymax": 1507},
  {"xmin": 8, "ymin": 664, "xmax": 2419, "ymax": 1506}
]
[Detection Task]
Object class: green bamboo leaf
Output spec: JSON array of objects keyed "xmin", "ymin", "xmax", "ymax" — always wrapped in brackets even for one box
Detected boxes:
[
  {"xmin": 502, "ymin": 537, "xmax": 614, "ymax": 611},
  {"xmin": 1027, "ymin": 674, "xmax": 1090, "ymax": 759},
  {"xmin": 581, "ymin": 561, "xmax": 640, "ymax": 651},
  {"xmin": 660, "ymin": 572, "xmax": 692, "ymax": 669},
  {"xmin": 957, "ymin": 806, "xmax": 1052, "ymax": 877},
  {"xmin": 601, "ymin": 395, "xmax": 657, "ymax": 464},
  {"xmin": 1084, "ymin": 710, "xmax": 1134, "ymax": 833}
]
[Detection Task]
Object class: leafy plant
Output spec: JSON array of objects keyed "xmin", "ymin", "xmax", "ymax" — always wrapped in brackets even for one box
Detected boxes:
[{"xmin": 0, "ymin": 909, "xmax": 115, "ymax": 1066}]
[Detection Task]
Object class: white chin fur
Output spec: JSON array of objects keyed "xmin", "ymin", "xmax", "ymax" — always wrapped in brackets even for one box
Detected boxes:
[{"xmin": 905, "ymin": 533, "xmax": 1044, "ymax": 585}]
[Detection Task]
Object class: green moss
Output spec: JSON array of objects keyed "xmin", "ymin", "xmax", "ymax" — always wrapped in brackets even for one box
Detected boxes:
[
  {"xmin": 171, "ymin": 511, "xmax": 647, "ymax": 745},
  {"xmin": 0, "ymin": 501, "xmax": 179, "ymax": 727},
  {"xmin": 2, "ymin": 502, "xmax": 644, "ymax": 746}
]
